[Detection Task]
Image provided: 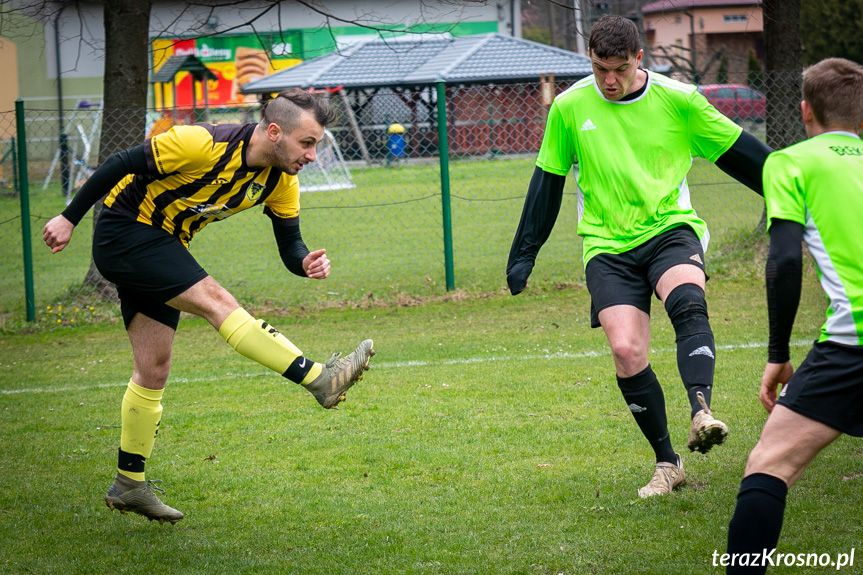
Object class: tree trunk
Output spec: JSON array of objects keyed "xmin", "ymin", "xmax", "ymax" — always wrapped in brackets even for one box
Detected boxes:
[
  {"xmin": 763, "ymin": 0, "xmax": 805, "ymax": 149},
  {"xmin": 83, "ymin": 0, "xmax": 152, "ymax": 299},
  {"xmin": 757, "ymin": 0, "xmax": 805, "ymax": 229}
]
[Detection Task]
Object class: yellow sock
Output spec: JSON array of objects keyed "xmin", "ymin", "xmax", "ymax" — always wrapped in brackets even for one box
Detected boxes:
[
  {"xmin": 118, "ymin": 380, "xmax": 163, "ymax": 482},
  {"xmin": 219, "ymin": 308, "xmax": 320, "ymax": 383},
  {"xmin": 301, "ymin": 363, "xmax": 323, "ymax": 385}
]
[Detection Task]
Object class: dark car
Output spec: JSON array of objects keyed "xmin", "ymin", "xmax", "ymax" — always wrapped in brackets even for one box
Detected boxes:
[{"xmin": 697, "ymin": 84, "xmax": 766, "ymax": 122}]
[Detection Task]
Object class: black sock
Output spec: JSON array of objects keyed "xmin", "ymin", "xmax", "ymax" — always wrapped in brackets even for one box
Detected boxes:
[
  {"xmin": 617, "ymin": 365, "xmax": 677, "ymax": 464},
  {"xmin": 117, "ymin": 448, "xmax": 145, "ymax": 475},
  {"xmin": 665, "ymin": 283, "xmax": 716, "ymax": 417},
  {"xmin": 677, "ymin": 333, "xmax": 714, "ymax": 417},
  {"xmin": 727, "ymin": 473, "xmax": 788, "ymax": 575},
  {"xmin": 284, "ymin": 355, "xmax": 314, "ymax": 383}
]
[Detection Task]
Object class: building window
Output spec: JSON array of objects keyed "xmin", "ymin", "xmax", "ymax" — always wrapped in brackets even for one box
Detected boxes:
[{"xmin": 723, "ymin": 14, "xmax": 748, "ymax": 22}]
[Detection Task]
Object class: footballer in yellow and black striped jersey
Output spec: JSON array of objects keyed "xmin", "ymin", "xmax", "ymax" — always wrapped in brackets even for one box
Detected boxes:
[{"xmin": 105, "ymin": 123, "xmax": 300, "ymax": 247}]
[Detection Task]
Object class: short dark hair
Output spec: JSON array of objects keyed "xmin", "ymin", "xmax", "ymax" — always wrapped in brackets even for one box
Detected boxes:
[
  {"xmin": 802, "ymin": 58, "xmax": 863, "ymax": 130},
  {"xmin": 588, "ymin": 15, "xmax": 640, "ymax": 60},
  {"xmin": 261, "ymin": 89, "xmax": 337, "ymax": 132}
]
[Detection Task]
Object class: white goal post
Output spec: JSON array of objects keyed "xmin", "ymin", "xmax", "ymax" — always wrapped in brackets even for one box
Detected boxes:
[{"xmin": 299, "ymin": 128, "xmax": 355, "ymax": 192}]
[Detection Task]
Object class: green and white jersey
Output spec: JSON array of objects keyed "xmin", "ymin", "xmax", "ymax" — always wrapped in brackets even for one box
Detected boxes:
[
  {"xmin": 537, "ymin": 72, "xmax": 741, "ymax": 265},
  {"xmin": 764, "ymin": 131, "xmax": 863, "ymax": 345}
]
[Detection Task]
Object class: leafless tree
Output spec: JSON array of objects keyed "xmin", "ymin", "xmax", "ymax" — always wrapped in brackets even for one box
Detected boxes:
[{"xmin": 651, "ymin": 44, "xmax": 725, "ymax": 84}]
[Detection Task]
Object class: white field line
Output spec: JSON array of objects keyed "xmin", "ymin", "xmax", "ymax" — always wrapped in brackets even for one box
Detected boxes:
[{"xmin": 1, "ymin": 339, "xmax": 811, "ymax": 396}]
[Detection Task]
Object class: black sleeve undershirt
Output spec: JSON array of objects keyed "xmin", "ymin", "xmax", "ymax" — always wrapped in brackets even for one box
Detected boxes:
[
  {"xmin": 268, "ymin": 208, "xmax": 310, "ymax": 278},
  {"xmin": 60, "ymin": 145, "xmax": 149, "ymax": 225},
  {"xmin": 714, "ymin": 130, "xmax": 773, "ymax": 196},
  {"xmin": 506, "ymin": 166, "xmax": 566, "ymax": 294},
  {"xmin": 765, "ymin": 218, "xmax": 804, "ymax": 363}
]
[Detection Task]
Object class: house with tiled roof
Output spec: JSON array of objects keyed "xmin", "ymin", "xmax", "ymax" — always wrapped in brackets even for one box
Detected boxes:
[{"xmin": 642, "ymin": 0, "xmax": 763, "ymax": 84}]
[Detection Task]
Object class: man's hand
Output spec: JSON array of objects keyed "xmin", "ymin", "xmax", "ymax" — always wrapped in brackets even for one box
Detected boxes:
[
  {"xmin": 43, "ymin": 215, "xmax": 75, "ymax": 254},
  {"xmin": 303, "ymin": 248, "xmax": 330, "ymax": 279},
  {"xmin": 506, "ymin": 261, "xmax": 533, "ymax": 295},
  {"xmin": 760, "ymin": 361, "xmax": 794, "ymax": 413}
]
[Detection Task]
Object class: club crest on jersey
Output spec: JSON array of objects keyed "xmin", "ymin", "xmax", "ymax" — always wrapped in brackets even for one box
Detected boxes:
[{"xmin": 246, "ymin": 181, "xmax": 266, "ymax": 202}]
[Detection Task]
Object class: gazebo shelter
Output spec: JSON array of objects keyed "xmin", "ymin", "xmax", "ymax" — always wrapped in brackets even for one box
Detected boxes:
[{"xmin": 240, "ymin": 34, "xmax": 592, "ymax": 161}]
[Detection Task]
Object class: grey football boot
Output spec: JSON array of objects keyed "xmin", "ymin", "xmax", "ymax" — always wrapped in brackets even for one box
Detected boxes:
[
  {"xmin": 303, "ymin": 339, "xmax": 375, "ymax": 408},
  {"xmin": 105, "ymin": 473, "xmax": 184, "ymax": 524}
]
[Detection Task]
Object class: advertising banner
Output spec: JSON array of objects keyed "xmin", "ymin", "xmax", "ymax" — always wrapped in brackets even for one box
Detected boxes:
[{"xmin": 152, "ymin": 33, "xmax": 302, "ymax": 107}]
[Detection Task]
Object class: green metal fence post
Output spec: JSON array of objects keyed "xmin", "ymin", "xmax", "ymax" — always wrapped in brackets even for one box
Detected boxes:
[
  {"xmin": 15, "ymin": 99, "xmax": 36, "ymax": 322},
  {"xmin": 435, "ymin": 80, "xmax": 455, "ymax": 291}
]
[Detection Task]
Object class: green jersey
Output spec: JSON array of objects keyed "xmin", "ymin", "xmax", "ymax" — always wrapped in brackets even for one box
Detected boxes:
[
  {"xmin": 537, "ymin": 72, "xmax": 741, "ymax": 265},
  {"xmin": 764, "ymin": 131, "xmax": 863, "ymax": 345}
]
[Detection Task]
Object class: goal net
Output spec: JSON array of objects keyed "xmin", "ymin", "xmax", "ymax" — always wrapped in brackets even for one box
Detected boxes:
[{"xmin": 299, "ymin": 129, "xmax": 355, "ymax": 192}]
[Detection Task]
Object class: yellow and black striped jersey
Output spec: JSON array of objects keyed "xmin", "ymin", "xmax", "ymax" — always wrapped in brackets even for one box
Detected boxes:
[{"xmin": 104, "ymin": 123, "xmax": 299, "ymax": 247}]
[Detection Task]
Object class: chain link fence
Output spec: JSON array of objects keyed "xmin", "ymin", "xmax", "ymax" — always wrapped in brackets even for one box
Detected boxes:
[{"xmin": 1, "ymin": 71, "xmax": 809, "ymax": 325}]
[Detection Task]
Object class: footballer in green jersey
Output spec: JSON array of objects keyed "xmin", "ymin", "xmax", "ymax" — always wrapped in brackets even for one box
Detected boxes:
[
  {"xmin": 43, "ymin": 90, "xmax": 375, "ymax": 524},
  {"xmin": 727, "ymin": 58, "xmax": 863, "ymax": 570},
  {"xmin": 764, "ymin": 132, "xmax": 863, "ymax": 346},
  {"xmin": 536, "ymin": 71, "xmax": 740, "ymax": 266},
  {"xmin": 507, "ymin": 15, "xmax": 771, "ymax": 498}
]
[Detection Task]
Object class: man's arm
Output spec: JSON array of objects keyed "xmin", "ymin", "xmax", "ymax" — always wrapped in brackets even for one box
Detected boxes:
[
  {"xmin": 269, "ymin": 212, "xmax": 311, "ymax": 278},
  {"xmin": 714, "ymin": 130, "xmax": 773, "ymax": 196},
  {"xmin": 506, "ymin": 166, "xmax": 566, "ymax": 294},
  {"xmin": 765, "ymin": 218, "xmax": 804, "ymax": 363},
  {"xmin": 63, "ymin": 146, "xmax": 149, "ymax": 224},
  {"xmin": 269, "ymin": 210, "xmax": 329, "ymax": 279},
  {"xmin": 761, "ymin": 218, "xmax": 804, "ymax": 411},
  {"xmin": 43, "ymin": 146, "xmax": 148, "ymax": 253}
]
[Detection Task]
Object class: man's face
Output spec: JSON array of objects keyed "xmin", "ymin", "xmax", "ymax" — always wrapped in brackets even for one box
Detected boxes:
[
  {"xmin": 591, "ymin": 49, "xmax": 643, "ymax": 101},
  {"xmin": 271, "ymin": 111, "xmax": 324, "ymax": 175}
]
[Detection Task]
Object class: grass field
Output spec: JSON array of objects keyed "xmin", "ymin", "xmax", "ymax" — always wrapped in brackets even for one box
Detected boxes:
[{"xmin": 2, "ymin": 272, "xmax": 861, "ymax": 574}]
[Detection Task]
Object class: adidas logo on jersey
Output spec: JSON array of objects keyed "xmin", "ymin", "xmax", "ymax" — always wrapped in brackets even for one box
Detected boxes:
[
  {"xmin": 581, "ymin": 118, "xmax": 597, "ymax": 131},
  {"xmin": 628, "ymin": 403, "xmax": 647, "ymax": 413},
  {"xmin": 689, "ymin": 345, "xmax": 715, "ymax": 359},
  {"xmin": 690, "ymin": 253, "xmax": 703, "ymax": 264}
]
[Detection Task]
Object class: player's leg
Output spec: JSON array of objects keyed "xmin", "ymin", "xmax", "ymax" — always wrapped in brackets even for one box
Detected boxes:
[
  {"xmin": 105, "ymin": 309, "xmax": 184, "ymax": 524},
  {"xmin": 599, "ymin": 305, "xmax": 684, "ymax": 497},
  {"xmin": 744, "ymin": 406, "xmax": 841, "ymax": 485},
  {"xmin": 167, "ymin": 275, "xmax": 374, "ymax": 409},
  {"xmin": 652, "ymin": 230, "xmax": 727, "ymax": 454},
  {"xmin": 92, "ymin": 213, "xmax": 184, "ymax": 522},
  {"xmin": 599, "ymin": 304, "xmax": 676, "ymax": 463},
  {"xmin": 727, "ymin": 341, "xmax": 863, "ymax": 573},
  {"xmin": 726, "ymin": 407, "xmax": 840, "ymax": 574},
  {"xmin": 119, "ymin": 312, "xmax": 174, "ymax": 478},
  {"xmin": 587, "ymin": 252, "xmax": 683, "ymax": 496}
]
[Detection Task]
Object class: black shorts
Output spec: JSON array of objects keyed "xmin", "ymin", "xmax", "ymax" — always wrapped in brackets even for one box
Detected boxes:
[
  {"xmin": 92, "ymin": 208, "xmax": 209, "ymax": 330},
  {"xmin": 777, "ymin": 341, "xmax": 863, "ymax": 437},
  {"xmin": 584, "ymin": 226, "xmax": 707, "ymax": 328}
]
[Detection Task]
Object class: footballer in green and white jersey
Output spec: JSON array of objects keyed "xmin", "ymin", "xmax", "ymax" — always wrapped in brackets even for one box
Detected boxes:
[
  {"xmin": 764, "ymin": 131, "xmax": 863, "ymax": 345},
  {"xmin": 536, "ymin": 72, "xmax": 742, "ymax": 266}
]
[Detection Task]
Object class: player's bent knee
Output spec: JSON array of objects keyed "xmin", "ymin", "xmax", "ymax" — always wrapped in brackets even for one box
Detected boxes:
[
  {"xmin": 664, "ymin": 283, "xmax": 711, "ymax": 337},
  {"xmin": 607, "ymin": 337, "xmax": 647, "ymax": 369},
  {"xmin": 743, "ymin": 444, "xmax": 800, "ymax": 485}
]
